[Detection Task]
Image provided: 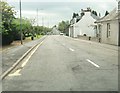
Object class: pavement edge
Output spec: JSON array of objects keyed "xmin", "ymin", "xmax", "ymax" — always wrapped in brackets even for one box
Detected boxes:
[{"xmin": 1, "ymin": 36, "xmax": 46, "ymax": 80}]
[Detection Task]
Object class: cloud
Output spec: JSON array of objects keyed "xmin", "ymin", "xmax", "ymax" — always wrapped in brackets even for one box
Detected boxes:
[
  {"xmin": 16, "ymin": 10, "xmax": 58, "ymax": 18},
  {"xmin": 7, "ymin": 1, "xmax": 117, "ymax": 27}
]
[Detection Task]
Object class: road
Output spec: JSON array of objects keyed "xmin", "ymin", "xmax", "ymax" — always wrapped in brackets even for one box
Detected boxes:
[
  {"xmin": 2, "ymin": 35, "xmax": 118, "ymax": 91},
  {"xmin": 1, "ymin": 36, "xmax": 46, "ymax": 74}
]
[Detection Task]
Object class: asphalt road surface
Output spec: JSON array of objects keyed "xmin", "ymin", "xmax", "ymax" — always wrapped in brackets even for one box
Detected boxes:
[{"xmin": 3, "ymin": 35, "xmax": 118, "ymax": 91}]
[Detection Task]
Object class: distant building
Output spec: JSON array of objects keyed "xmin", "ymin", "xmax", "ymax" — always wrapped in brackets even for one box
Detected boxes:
[
  {"xmin": 52, "ymin": 26, "xmax": 60, "ymax": 35},
  {"xmin": 69, "ymin": 8, "xmax": 100, "ymax": 38},
  {"xmin": 95, "ymin": 8, "xmax": 120, "ymax": 46}
]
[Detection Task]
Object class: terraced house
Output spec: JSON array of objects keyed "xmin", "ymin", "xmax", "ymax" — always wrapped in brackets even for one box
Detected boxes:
[{"xmin": 95, "ymin": 5, "xmax": 120, "ymax": 46}]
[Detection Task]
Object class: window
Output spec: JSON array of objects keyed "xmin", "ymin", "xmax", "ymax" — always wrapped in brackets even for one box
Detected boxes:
[
  {"xmin": 118, "ymin": 1, "xmax": 120, "ymax": 11},
  {"xmin": 107, "ymin": 23, "xmax": 110, "ymax": 38}
]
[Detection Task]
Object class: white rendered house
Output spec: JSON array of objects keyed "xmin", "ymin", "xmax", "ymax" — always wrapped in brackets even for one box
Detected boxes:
[{"xmin": 69, "ymin": 8, "xmax": 100, "ymax": 38}]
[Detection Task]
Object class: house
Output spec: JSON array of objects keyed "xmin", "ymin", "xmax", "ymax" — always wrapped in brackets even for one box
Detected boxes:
[
  {"xmin": 51, "ymin": 26, "xmax": 60, "ymax": 35},
  {"xmin": 69, "ymin": 18, "xmax": 76, "ymax": 37},
  {"xmin": 69, "ymin": 8, "xmax": 100, "ymax": 38},
  {"xmin": 95, "ymin": 7, "xmax": 120, "ymax": 46}
]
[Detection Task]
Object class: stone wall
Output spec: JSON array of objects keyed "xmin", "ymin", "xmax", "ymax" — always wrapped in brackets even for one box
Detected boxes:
[{"xmin": 77, "ymin": 35, "xmax": 100, "ymax": 43}]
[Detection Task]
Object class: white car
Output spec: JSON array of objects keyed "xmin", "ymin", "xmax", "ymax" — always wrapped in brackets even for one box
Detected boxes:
[{"xmin": 60, "ymin": 33, "xmax": 64, "ymax": 35}]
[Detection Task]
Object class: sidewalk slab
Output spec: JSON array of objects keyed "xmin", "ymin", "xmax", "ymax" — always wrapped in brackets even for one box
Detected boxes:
[{"xmin": 64, "ymin": 36, "xmax": 118, "ymax": 51}]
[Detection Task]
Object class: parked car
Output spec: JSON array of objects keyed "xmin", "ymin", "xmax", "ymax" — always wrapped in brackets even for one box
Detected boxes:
[{"xmin": 60, "ymin": 33, "xmax": 64, "ymax": 35}]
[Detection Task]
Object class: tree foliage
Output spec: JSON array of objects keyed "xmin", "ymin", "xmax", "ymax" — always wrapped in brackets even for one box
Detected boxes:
[
  {"xmin": 11, "ymin": 18, "xmax": 32, "ymax": 40},
  {"xmin": 72, "ymin": 13, "xmax": 79, "ymax": 18},
  {"xmin": 58, "ymin": 21, "xmax": 69, "ymax": 33},
  {"xmin": 1, "ymin": 1, "xmax": 51, "ymax": 45},
  {"xmin": 1, "ymin": 1, "xmax": 15, "ymax": 45},
  {"xmin": 105, "ymin": 11, "xmax": 109, "ymax": 16},
  {"xmin": 33, "ymin": 26, "xmax": 52, "ymax": 35},
  {"xmin": 92, "ymin": 10, "xmax": 98, "ymax": 16}
]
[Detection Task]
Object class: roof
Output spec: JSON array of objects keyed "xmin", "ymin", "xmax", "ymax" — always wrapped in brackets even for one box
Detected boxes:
[
  {"xmin": 91, "ymin": 13, "xmax": 100, "ymax": 20},
  {"xmin": 70, "ymin": 8, "xmax": 100, "ymax": 25},
  {"xmin": 95, "ymin": 8, "xmax": 120, "ymax": 23},
  {"xmin": 75, "ymin": 12, "xmax": 100, "ymax": 24}
]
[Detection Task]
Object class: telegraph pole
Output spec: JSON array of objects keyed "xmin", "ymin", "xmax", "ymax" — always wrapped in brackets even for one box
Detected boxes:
[{"xmin": 20, "ymin": 0, "xmax": 23, "ymax": 44}]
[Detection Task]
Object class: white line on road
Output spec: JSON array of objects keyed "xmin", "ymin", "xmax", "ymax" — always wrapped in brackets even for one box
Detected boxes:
[
  {"xmin": 8, "ymin": 69, "xmax": 21, "ymax": 77},
  {"xmin": 69, "ymin": 48, "xmax": 75, "ymax": 52},
  {"xmin": 8, "ymin": 41, "xmax": 44, "ymax": 77},
  {"xmin": 22, "ymin": 41, "xmax": 44, "ymax": 68},
  {"xmin": 74, "ymin": 39, "xmax": 79, "ymax": 41},
  {"xmin": 86, "ymin": 59, "xmax": 100, "ymax": 68}
]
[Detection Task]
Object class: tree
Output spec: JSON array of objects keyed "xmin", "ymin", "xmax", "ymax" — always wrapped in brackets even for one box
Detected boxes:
[
  {"xmin": 58, "ymin": 21, "xmax": 69, "ymax": 33},
  {"xmin": 92, "ymin": 10, "xmax": 98, "ymax": 16},
  {"xmin": 72, "ymin": 13, "xmax": 79, "ymax": 18},
  {"xmin": 72, "ymin": 13, "xmax": 76, "ymax": 18},
  {"xmin": 1, "ymin": 1, "xmax": 16, "ymax": 45},
  {"xmin": 33, "ymin": 26, "xmax": 51, "ymax": 35},
  {"xmin": 11, "ymin": 18, "xmax": 32, "ymax": 40},
  {"xmin": 94, "ymin": 11, "xmax": 97, "ymax": 16},
  {"xmin": 105, "ymin": 11, "xmax": 109, "ymax": 16}
]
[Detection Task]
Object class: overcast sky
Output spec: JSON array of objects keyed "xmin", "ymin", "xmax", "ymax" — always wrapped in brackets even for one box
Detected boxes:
[{"xmin": 6, "ymin": 0, "xmax": 118, "ymax": 27}]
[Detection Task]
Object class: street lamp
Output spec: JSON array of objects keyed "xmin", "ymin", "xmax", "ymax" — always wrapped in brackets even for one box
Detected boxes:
[
  {"xmin": 20, "ymin": 0, "xmax": 23, "ymax": 44},
  {"xmin": 36, "ymin": 9, "xmax": 44, "ymax": 33}
]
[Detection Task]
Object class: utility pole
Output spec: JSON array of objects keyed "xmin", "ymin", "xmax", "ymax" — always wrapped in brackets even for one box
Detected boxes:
[
  {"xmin": 20, "ymin": 0, "xmax": 23, "ymax": 44},
  {"xmin": 42, "ymin": 17, "xmax": 44, "ymax": 27},
  {"xmin": 47, "ymin": 17, "xmax": 49, "ymax": 28},
  {"xmin": 36, "ymin": 8, "xmax": 38, "ymax": 38}
]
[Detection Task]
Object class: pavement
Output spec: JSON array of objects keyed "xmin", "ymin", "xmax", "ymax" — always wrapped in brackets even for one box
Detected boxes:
[
  {"xmin": 1, "ymin": 36, "xmax": 46, "ymax": 74},
  {"xmin": 2, "ymin": 35, "xmax": 118, "ymax": 91}
]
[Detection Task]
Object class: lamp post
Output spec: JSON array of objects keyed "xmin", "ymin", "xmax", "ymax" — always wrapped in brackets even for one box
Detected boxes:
[
  {"xmin": 36, "ymin": 9, "xmax": 44, "ymax": 31},
  {"xmin": 20, "ymin": 0, "xmax": 23, "ymax": 44}
]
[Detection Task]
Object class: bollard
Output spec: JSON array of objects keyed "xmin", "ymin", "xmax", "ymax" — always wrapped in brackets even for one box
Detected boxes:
[
  {"xmin": 31, "ymin": 36, "xmax": 34, "ymax": 40},
  {"xmin": 99, "ymin": 38, "xmax": 101, "ymax": 43},
  {"xmin": 88, "ymin": 36, "xmax": 91, "ymax": 40}
]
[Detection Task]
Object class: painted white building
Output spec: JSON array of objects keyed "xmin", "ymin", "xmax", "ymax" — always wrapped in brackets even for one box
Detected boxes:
[
  {"xmin": 96, "ymin": 8, "xmax": 120, "ymax": 46},
  {"xmin": 52, "ymin": 26, "xmax": 60, "ymax": 35},
  {"xmin": 69, "ymin": 8, "xmax": 100, "ymax": 38}
]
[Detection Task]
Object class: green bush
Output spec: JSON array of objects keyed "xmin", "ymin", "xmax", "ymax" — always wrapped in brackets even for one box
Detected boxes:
[{"xmin": 1, "ymin": 1, "xmax": 15, "ymax": 45}]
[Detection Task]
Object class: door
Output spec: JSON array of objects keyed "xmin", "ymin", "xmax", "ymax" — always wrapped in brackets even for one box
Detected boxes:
[{"xmin": 98, "ymin": 25, "xmax": 101, "ymax": 43}]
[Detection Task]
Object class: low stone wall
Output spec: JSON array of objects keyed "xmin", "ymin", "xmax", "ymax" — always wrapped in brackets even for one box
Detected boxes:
[{"xmin": 77, "ymin": 35, "xmax": 100, "ymax": 43}]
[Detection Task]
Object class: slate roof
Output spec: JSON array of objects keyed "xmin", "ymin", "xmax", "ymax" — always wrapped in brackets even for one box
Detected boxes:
[{"xmin": 95, "ymin": 8, "xmax": 120, "ymax": 23}]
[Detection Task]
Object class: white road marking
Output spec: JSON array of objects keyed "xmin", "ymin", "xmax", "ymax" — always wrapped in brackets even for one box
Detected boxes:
[
  {"xmin": 74, "ymin": 39, "xmax": 79, "ymax": 41},
  {"xmin": 8, "ymin": 69, "xmax": 21, "ymax": 77},
  {"xmin": 86, "ymin": 59, "xmax": 100, "ymax": 68},
  {"xmin": 8, "ymin": 41, "xmax": 44, "ymax": 77},
  {"xmin": 22, "ymin": 41, "xmax": 43, "ymax": 68},
  {"xmin": 69, "ymin": 48, "xmax": 75, "ymax": 52}
]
